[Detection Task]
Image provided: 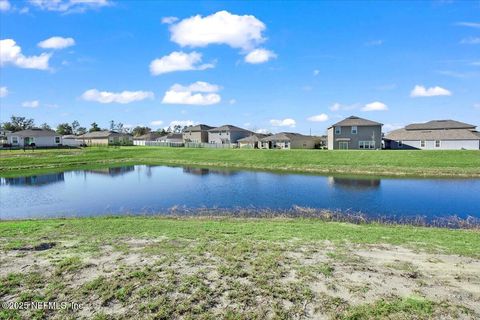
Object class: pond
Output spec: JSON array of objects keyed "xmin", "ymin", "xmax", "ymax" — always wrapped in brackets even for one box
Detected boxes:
[{"xmin": 1, "ymin": 165, "xmax": 479, "ymax": 221}]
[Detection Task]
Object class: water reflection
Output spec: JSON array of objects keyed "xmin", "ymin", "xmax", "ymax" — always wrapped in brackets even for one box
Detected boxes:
[
  {"xmin": 85, "ymin": 166, "xmax": 135, "ymax": 176},
  {"xmin": 328, "ymin": 177, "xmax": 381, "ymax": 190},
  {"xmin": 0, "ymin": 172, "xmax": 65, "ymax": 186},
  {"xmin": 182, "ymin": 167, "xmax": 238, "ymax": 176}
]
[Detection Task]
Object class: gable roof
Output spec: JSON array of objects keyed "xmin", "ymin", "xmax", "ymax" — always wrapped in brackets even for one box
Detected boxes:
[
  {"xmin": 405, "ymin": 120, "xmax": 476, "ymax": 130},
  {"xmin": 331, "ymin": 116, "xmax": 383, "ymax": 127},
  {"xmin": 133, "ymin": 132, "xmax": 163, "ymax": 140},
  {"xmin": 183, "ymin": 124, "xmax": 214, "ymax": 132},
  {"xmin": 8, "ymin": 129, "xmax": 59, "ymax": 137},
  {"xmin": 208, "ymin": 124, "xmax": 252, "ymax": 132},
  {"xmin": 385, "ymin": 128, "xmax": 480, "ymax": 141},
  {"xmin": 80, "ymin": 130, "xmax": 130, "ymax": 138},
  {"xmin": 260, "ymin": 132, "xmax": 317, "ymax": 142},
  {"xmin": 157, "ymin": 133, "xmax": 183, "ymax": 141},
  {"xmin": 237, "ymin": 133, "xmax": 269, "ymax": 143}
]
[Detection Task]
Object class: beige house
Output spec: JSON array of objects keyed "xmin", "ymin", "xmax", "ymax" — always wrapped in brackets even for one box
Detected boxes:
[
  {"xmin": 327, "ymin": 116, "xmax": 383, "ymax": 150},
  {"xmin": 237, "ymin": 133, "xmax": 268, "ymax": 148},
  {"xmin": 6, "ymin": 129, "xmax": 62, "ymax": 147},
  {"xmin": 79, "ymin": 131, "xmax": 133, "ymax": 146},
  {"xmin": 260, "ymin": 132, "xmax": 320, "ymax": 149},
  {"xmin": 182, "ymin": 124, "xmax": 213, "ymax": 143}
]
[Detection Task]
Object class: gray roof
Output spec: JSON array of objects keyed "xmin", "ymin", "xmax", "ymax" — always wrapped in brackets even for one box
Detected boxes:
[
  {"xmin": 208, "ymin": 124, "xmax": 252, "ymax": 132},
  {"xmin": 260, "ymin": 132, "xmax": 317, "ymax": 142},
  {"xmin": 134, "ymin": 132, "xmax": 162, "ymax": 140},
  {"xmin": 405, "ymin": 120, "xmax": 476, "ymax": 130},
  {"xmin": 62, "ymin": 135, "xmax": 80, "ymax": 139},
  {"xmin": 80, "ymin": 130, "xmax": 130, "ymax": 138},
  {"xmin": 237, "ymin": 133, "xmax": 269, "ymax": 143},
  {"xmin": 331, "ymin": 116, "xmax": 383, "ymax": 127},
  {"xmin": 157, "ymin": 133, "xmax": 183, "ymax": 142},
  {"xmin": 8, "ymin": 129, "xmax": 59, "ymax": 137},
  {"xmin": 385, "ymin": 128, "xmax": 480, "ymax": 141},
  {"xmin": 183, "ymin": 124, "xmax": 214, "ymax": 132}
]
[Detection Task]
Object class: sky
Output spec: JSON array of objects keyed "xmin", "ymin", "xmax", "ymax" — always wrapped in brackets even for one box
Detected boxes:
[{"xmin": 0, "ymin": 0, "xmax": 479, "ymax": 135}]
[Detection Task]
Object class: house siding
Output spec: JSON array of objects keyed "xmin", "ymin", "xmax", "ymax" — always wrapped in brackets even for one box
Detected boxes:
[
  {"xmin": 7, "ymin": 135, "xmax": 62, "ymax": 147},
  {"xmin": 182, "ymin": 131, "xmax": 209, "ymax": 143},
  {"xmin": 389, "ymin": 139, "xmax": 479, "ymax": 150},
  {"xmin": 327, "ymin": 125, "xmax": 382, "ymax": 150},
  {"xmin": 208, "ymin": 130, "xmax": 251, "ymax": 144}
]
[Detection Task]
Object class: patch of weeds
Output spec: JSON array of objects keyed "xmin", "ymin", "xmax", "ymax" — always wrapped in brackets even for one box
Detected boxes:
[
  {"xmin": 0, "ymin": 273, "xmax": 23, "ymax": 296},
  {"xmin": 297, "ymin": 263, "xmax": 334, "ymax": 279},
  {"xmin": 54, "ymin": 256, "xmax": 83, "ymax": 275}
]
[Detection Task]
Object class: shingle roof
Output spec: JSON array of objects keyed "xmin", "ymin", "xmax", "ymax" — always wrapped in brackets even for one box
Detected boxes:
[
  {"xmin": 385, "ymin": 128, "xmax": 480, "ymax": 141},
  {"xmin": 237, "ymin": 133, "xmax": 268, "ymax": 143},
  {"xmin": 260, "ymin": 132, "xmax": 317, "ymax": 142},
  {"xmin": 405, "ymin": 120, "xmax": 476, "ymax": 130},
  {"xmin": 80, "ymin": 130, "xmax": 130, "ymax": 138},
  {"xmin": 208, "ymin": 124, "xmax": 252, "ymax": 132},
  {"xmin": 134, "ymin": 132, "xmax": 162, "ymax": 140},
  {"xmin": 183, "ymin": 124, "xmax": 214, "ymax": 132},
  {"xmin": 157, "ymin": 133, "xmax": 183, "ymax": 142},
  {"xmin": 8, "ymin": 129, "xmax": 59, "ymax": 137},
  {"xmin": 331, "ymin": 116, "xmax": 383, "ymax": 127}
]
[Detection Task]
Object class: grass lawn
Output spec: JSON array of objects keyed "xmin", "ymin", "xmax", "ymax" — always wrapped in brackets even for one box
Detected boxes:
[
  {"xmin": 0, "ymin": 217, "xmax": 479, "ymax": 319},
  {"xmin": 1, "ymin": 146, "xmax": 480, "ymax": 178}
]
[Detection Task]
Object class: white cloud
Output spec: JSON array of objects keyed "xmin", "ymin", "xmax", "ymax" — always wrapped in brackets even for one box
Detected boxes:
[
  {"xmin": 150, "ymin": 120, "xmax": 164, "ymax": 126},
  {"xmin": 0, "ymin": 39, "xmax": 51, "ymax": 70},
  {"xmin": 82, "ymin": 89, "xmax": 154, "ymax": 104},
  {"xmin": 361, "ymin": 101, "xmax": 388, "ymax": 112},
  {"xmin": 22, "ymin": 100, "xmax": 39, "ymax": 108},
  {"xmin": 410, "ymin": 85, "xmax": 452, "ymax": 97},
  {"xmin": 0, "ymin": 0, "xmax": 11, "ymax": 11},
  {"xmin": 161, "ymin": 81, "xmax": 221, "ymax": 105},
  {"xmin": 455, "ymin": 22, "xmax": 480, "ymax": 28},
  {"xmin": 161, "ymin": 16, "xmax": 178, "ymax": 24},
  {"xmin": 460, "ymin": 37, "xmax": 480, "ymax": 44},
  {"xmin": 38, "ymin": 36, "xmax": 75, "ymax": 49},
  {"xmin": 270, "ymin": 118, "xmax": 296, "ymax": 127},
  {"xmin": 329, "ymin": 102, "xmax": 359, "ymax": 112},
  {"xmin": 244, "ymin": 48, "xmax": 276, "ymax": 64},
  {"xmin": 0, "ymin": 86, "xmax": 8, "ymax": 98},
  {"xmin": 169, "ymin": 10, "xmax": 266, "ymax": 51},
  {"xmin": 256, "ymin": 128, "xmax": 269, "ymax": 134},
  {"xmin": 313, "ymin": 69, "xmax": 320, "ymax": 76},
  {"xmin": 28, "ymin": 0, "xmax": 111, "ymax": 13},
  {"xmin": 307, "ymin": 113, "xmax": 329, "ymax": 122},
  {"xmin": 365, "ymin": 40, "xmax": 383, "ymax": 46},
  {"xmin": 149, "ymin": 51, "xmax": 214, "ymax": 75},
  {"xmin": 383, "ymin": 123, "xmax": 404, "ymax": 133},
  {"xmin": 166, "ymin": 120, "xmax": 198, "ymax": 129}
]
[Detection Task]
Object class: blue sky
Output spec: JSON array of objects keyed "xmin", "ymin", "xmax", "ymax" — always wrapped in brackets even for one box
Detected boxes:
[{"xmin": 0, "ymin": 0, "xmax": 479, "ymax": 135}]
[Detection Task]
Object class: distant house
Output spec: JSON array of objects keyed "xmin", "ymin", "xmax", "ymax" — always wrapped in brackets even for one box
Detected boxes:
[
  {"xmin": 384, "ymin": 120, "xmax": 480, "ymax": 150},
  {"xmin": 260, "ymin": 132, "xmax": 320, "ymax": 149},
  {"xmin": 208, "ymin": 125, "xmax": 253, "ymax": 144},
  {"xmin": 133, "ymin": 132, "xmax": 163, "ymax": 145},
  {"xmin": 237, "ymin": 133, "xmax": 268, "ymax": 148},
  {"xmin": 79, "ymin": 131, "xmax": 133, "ymax": 146},
  {"xmin": 6, "ymin": 129, "xmax": 62, "ymax": 147},
  {"xmin": 182, "ymin": 124, "xmax": 214, "ymax": 143},
  {"xmin": 327, "ymin": 116, "xmax": 383, "ymax": 150},
  {"xmin": 156, "ymin": 133, "xmax": 183, "ymax": 143},
  {"xmin": 62, "ymin": 135, "xmax": 82, "ymax": 147}
]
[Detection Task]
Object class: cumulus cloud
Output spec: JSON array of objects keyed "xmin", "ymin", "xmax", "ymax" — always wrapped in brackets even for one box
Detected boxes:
[
  {"xmin": 161, "ymin": 81, "xmax": 221, "ymax": 105},
  {"xmin": 161, "ymin": 16, "xmax": 178, "ymax": 24},
  {"xmin": 38, "ymin": 36, "xmax": 75, "ymax": 49},
  {"xmin": 455, "ymin": 22, "xmax": 480, "ymax": 28},
  {"xmin": 28, "ymin": 0, "xmax": 111, "ymax": 13},
  {"xmin": 169, "ymin": 10, "xmax": 266, "ymax": 51},
  {"xmin": 270, "ymin": 118, "xmax": 296, "ymax": 127},
  {"xmin": 149, "ymin": 51, "xmax": 214, "ymax": 75},
  {"xmin": 460, "ymin": 37, "xmax": 480, "ymax": 45},
  {"xmin": 329, "ymin": 102, "xmax": 359, "ymax": 112},
  {"xmin": 244, "ymin": 48, "xmax": 276, "ymax": 64},
  {"xmin": 0, "ymin": 0, "xmax": 11, "ymax": 11},
  {"xmin": 410, "ymin": 85, "xmax": 452, "ymax": 97},
  {"xmin": 0, "ymin": 39, "xmax": 51, "ymax": 70},
  {"xmin": 361, "ymin": 101, "xmax": 388, "ymax": 112},
  {"xmin": 307, "ymin": 113, "xmax": 329, "ymax": 122},
  {"xmin": 81, "ymin": 89, "xmax": 154, "ymax": 104},
  {"xmin": 22, "ymin": 100, "xmax": 39, "ymax": 108},
  {"xmin": 150, "ymin": 120, "xmax": 164, "ymax": 126},
  {"xmin": 0, "ymin": 86, "xmax": 8, "ymax": 98}
]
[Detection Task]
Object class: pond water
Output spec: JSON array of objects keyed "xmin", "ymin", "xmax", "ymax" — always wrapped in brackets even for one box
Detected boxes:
[{"xmin": 1, "ymin": 165, "xmax": 479, "ymax": 220}]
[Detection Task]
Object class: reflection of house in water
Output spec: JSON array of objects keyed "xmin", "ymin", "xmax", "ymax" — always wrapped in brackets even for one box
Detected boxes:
[
  {"xmin": 182, "ymin": 167, "xmax": 238, "ymax": 176},
  {"xmin": 328, "ymin": 177, "xmax": 381, "ymax": 190},
  {"xmin": 86, "ymin": 166, "xmax": 135, "ymax": 177},
  {"xmin": 1, "ymin": 172, "xmax": 65, "ymax": 186}
]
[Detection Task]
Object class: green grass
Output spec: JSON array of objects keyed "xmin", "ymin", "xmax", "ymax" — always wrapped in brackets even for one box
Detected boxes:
[{"xmin": 1, "ymin": 146, "xmax": 480, "ymax": 177}]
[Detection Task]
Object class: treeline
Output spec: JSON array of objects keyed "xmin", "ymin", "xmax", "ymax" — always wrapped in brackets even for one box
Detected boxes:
[{"xmin": 0, "ymin": 115, "xmax": 187, "ymax": 137}]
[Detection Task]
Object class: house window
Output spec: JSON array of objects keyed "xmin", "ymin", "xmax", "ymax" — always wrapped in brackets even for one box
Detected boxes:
[
  {"xmin": 435, "ymin": 140, "xmax": 440, "ymax": 148},
  {"xmin": 421, "ymin": 140, "xmax": 426, "ymax": 148},
  {"xmin": 12, "ymin": 136, "xmax": 18, "ymax": 144},
  {"xmin": 334, "ymin": 127, "xmax": 341, "ymax": 134},
  {"xmin": 359, "ymin": 141, "xmax": 375, "ymax": 149},
  {"xmin": 55, "ymin": 137, "xmax": 60, "ymax": 144},
  {"xmin": 351, "ymin": 126, "xmax": 357, "ymax": 134},
  {"xmin": 339, "ymin": 141, "xmax": 349, "ymax": 149}
]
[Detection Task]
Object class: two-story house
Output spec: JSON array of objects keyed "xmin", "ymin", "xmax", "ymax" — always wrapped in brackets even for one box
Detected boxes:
[
  {"xmin": 208, "ymin": 125, "xmax": 253, "ymax": 144},
  {"xmin": 327, "ymin": 116, "xmax": 383, "ymax": 150},
  {"xmin": 182, "ymin": 124, "xmax": 214, "ymax": 143}
]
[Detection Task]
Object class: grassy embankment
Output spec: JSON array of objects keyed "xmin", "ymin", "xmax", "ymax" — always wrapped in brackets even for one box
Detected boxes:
[
  {"xmin": 1, "ymin": 147, "xmax": 480, "ymax": 178},
  {"xmin": 0, "ymin": 217, "xmax": 479, "ymax": 319}
]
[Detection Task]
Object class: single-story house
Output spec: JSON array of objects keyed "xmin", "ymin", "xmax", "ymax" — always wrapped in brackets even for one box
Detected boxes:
[
  {"xmin": 237, "ymin": 133, "xmax": 269, "ymax": 148},
  {"xmin": 183, "ymin": 124, "xmax": 214, "ymax": 143},
  {"xmin": 133, "ymin": 132, "xmax": 163, "ymax": 141},
  {"xmin": 327, "ymin": 116, "xmax": 383, "ymax": 150},
  {"xmin": 260, "ymin": 132, "xmax": 320, "ymax": 149},
  {"xmin": 6, "ymin": 129, "xmax": 62, "ymax": 147},
  {"xmin": 62, "ymin": 135, "xmax": 83, "ymax": 147},
  {"xmin": 208, "ymin": 125, "xmax": 253, "ymax": 144},
  {"xmin": 79, "ymin": 131, "xmax": 133, "ymax": 146},
  {"xmin": 384, "ymin": 120, "xmax": 480, "ymax": 150}
]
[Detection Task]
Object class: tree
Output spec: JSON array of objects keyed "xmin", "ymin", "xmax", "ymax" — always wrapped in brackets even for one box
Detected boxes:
[
  {"xmin": 156, "ymin": 128, "xmax": 168, "ymax": 135},
  {"xmin": 132, "ymin": 126, "xmax": 151, "ymax": 137},
  {"xmin": 56, "ymin": 123, "xmax": 73, "ymax": 135},
  {"xmin": 77, "ymin": 127, "xmax": 87, "ymax": 135},
  {"xmin": 1, "ymin": 116, "xmax": 35, "ymax": 132},
  {"xmin": 71, "ymin": 120, "xmax": 80, "ymax": 134},
  {"xmin": 40, "ymin": 123, "xmax": 51, "ymax": 130},
  {"xmin": 89, "ymin": 122, "xmax": 101, "ymax": 132}
]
